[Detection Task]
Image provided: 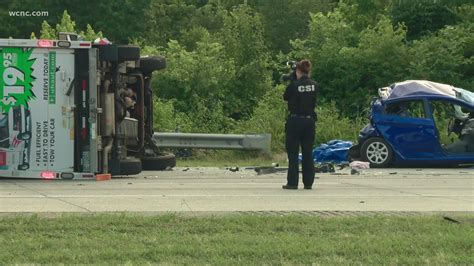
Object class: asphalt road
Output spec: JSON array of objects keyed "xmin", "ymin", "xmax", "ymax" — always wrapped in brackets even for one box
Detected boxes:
[{"xmin": 0, "ymin": 168, "xmax": 472, "ymax": 214}]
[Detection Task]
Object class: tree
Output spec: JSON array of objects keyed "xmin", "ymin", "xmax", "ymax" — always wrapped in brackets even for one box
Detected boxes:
[
  {"xmin": 144, "ymin": 0, "xmax": 198, "ymax": 47},
  {"xmin": 35, "ymin": 11, "xmax": 102, "ymax": 41},
  {"xmin": 409, "ymin": 22, "xmax": 474, "ymax": 89},
  {"xmin": 152, "ymin": 38, "xmax": 237, "ymax": 132},
  {"xmin": 390, "ymin": 0, "xmax": 465, "ymax": 40},
  {"xmin": 217, "ymin": 4, "xmax": 272, "ymax": 119},
  {"xmin": 289, "ymin": 3, "xmax": 412, "ymax": 115},
  {"xmin": 253, "ymin": 0, "xmax": 337, "ymax": 53},
  {"xmin": 39, "ymin": 21, "xmax": 56, "ymax": 39}
]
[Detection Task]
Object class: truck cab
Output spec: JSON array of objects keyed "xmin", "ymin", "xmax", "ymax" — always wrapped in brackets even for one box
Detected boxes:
[{"xmin": 0, "ymin": 33, "xmax": 175, "ymax": 179}]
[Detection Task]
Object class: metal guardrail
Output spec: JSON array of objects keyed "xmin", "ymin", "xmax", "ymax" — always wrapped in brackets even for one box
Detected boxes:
[{"xmin": 153, "ymin": 133, "xmax": 271, "ymax": 154}]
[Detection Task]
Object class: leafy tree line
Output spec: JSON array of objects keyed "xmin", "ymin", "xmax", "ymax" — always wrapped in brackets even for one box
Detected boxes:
[
  {"xmin": 146, "ymin": 0, "xmax": 473, "ymax": 148},
  {"xmin": 1, "ymin": 0, "xmax": 472, "ymax": 151}
]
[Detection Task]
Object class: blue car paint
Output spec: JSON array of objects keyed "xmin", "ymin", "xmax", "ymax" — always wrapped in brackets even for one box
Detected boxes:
[
  {"xmin": 359, "ymin": 94, "xmax": 474, "ymax": 166},
  {"xmin": 357, "ymin": 123, "xmax": 378, "ymax": 143}
]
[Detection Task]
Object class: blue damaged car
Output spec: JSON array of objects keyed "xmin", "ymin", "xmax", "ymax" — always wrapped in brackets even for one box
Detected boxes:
[{"xmin": 349, "ymin": 80, "xmax": 474, "ymax": 167}]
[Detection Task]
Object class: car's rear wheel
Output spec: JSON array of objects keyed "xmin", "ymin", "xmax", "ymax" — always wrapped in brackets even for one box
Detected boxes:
[{"xmin": 360, "ymin": 137, "xmax": 393, "ymax": 168}]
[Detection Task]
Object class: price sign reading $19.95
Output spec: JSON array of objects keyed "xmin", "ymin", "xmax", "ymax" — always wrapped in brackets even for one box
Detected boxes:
[{"xmin": 0, "ymin": 48, "xmax": 36, "ymax": 112}]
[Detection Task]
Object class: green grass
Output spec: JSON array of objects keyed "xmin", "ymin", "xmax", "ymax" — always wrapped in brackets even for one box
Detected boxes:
[{"xmin": 0, "ymin": 214, "xmax": 472, "ymax": 265}]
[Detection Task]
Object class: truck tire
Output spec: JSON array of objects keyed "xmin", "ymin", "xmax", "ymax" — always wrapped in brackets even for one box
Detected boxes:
[
  {"xmin": 360, "ymin": 137, "xmax": 394, "ymax": 168},
  {"xmin": 119, "ymin": 158, "xmax": 142, "ymax": 175},
  {"xmin": 117, "ymin": 45, "xmax": 140, "ymax": 61},
  {"xmin": 98, "ymin": 44, "xmax": 118, "ymax": 62},
  {"xmin": 110, "ymin": 158, "xmax": 142, "ymax": 176},
  {"xmin": 140, "ymin": 56, "xmax": 166, "ymax": 74},
  {"xmin": 141, "ymin": 153, "xmax": 176, "ymax": 170}
]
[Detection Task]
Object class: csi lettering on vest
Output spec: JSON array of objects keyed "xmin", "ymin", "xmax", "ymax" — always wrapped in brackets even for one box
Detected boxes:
[{"xmin": 298, "ymin": 85, "xmax": 315, "ymax": 92}]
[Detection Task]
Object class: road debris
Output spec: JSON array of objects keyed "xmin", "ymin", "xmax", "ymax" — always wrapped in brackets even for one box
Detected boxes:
[
  {"xmin": 227, "ymin": 167, "xmax": 239, "ymax": 172},
  {"xmin": 351, "ymin": 169, "xmax": 361, "ymax": 175},
  {"xmin": 314, "ymin": 164, "xmax": 335, "ymax": 173},
  {"xmin": 350, "ymin": 161, "xmax": 370, "ymax": 169},
  {"xmin": 302, "ymin": 140, "xmax": 352, "ymax": 165},
  {"xmin": 254, "ymin": 166, "xmax": 288, "ymax": 175}
]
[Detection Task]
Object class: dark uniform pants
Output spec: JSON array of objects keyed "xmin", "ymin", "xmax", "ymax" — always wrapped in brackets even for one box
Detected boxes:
[{"xmin": 285, "ymin": 116, "xmax": 315, "ymax": 187}]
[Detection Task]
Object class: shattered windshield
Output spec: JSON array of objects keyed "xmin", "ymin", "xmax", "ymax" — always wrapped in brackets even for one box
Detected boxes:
[{"xmin": 453, "ymin": 88, "xmax": 474, "ymax": 120}]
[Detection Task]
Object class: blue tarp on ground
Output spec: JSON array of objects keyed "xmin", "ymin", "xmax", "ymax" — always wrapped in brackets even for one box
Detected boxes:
[{"xmin": 299, "ymin": 140, "xmax": 353, "ymax": 164}]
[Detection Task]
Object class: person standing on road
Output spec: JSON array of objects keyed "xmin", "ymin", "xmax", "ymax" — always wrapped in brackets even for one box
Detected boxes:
[{"xmin": 282, "ymin": 59, "xmax": 319, "ymax": 190}]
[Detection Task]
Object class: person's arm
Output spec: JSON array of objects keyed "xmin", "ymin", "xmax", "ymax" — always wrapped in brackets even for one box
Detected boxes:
[
  {"xmin": 283, "ymin": 83, "xmax": 293, "ymax": 101},
  {"xmin": 313, "ymin": 81, "xmax": 319, "ymax": 120}
]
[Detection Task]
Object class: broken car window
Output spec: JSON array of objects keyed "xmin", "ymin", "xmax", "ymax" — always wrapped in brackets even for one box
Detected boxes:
[
  {"xmin": 431, "ymin": 100, "xmax": 474, "ymax": 153},
  {"xmin": 385, "ymin": 100, "xmax": 425, "ymax": 118}
]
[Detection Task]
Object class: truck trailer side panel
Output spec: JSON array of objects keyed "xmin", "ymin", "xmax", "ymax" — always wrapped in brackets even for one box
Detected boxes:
[{"xmin": 0, "ymin": 47, "xmax": 76, "ymax": 177}]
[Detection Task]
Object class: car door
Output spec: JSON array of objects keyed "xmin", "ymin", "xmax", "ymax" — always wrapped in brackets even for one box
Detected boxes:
[
  {"xmin": 430, "ymin": 99, "xmax": 474, "ymax": 158},
  {"xmin": 372, "ymin": 99, "xmax": 441, "ymax": 160}
]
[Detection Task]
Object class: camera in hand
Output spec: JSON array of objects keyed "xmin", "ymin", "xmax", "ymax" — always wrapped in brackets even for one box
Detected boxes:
[{"xmin": 281, "ymin": 60, "xmax": 297, "ymax": 82}]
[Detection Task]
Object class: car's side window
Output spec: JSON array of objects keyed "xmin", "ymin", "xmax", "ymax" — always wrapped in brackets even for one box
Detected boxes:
[
  {"xmin": 431, "ymin": 100, "xmax": 474, "ymax": 153},
  {"xmin": 385, "ymin": 100, "xmax": 425, "ymax": 118}
]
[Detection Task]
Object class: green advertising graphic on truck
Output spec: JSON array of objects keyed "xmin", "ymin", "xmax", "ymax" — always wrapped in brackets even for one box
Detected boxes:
[
  {"xmin": 0, "ymin": 47, "xmax": 74, "ymax": 175},
  {"xmin": 0, "ymin": 34, "xmax": 175, "ymax": 179}
]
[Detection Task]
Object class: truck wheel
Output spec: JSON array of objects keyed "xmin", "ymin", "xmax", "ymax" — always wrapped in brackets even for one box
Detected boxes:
[
  {"xmin": 117, "ymin": 45, "xmax": 140, "ymax": 61},
  {"xmin": 98, "ymin": 44, "xmax": 118, "ymax": 62},
  {"xmin": 120, "ymin": 158, "xmax": 142, "ymax": 175},
  {"xmin": 110, "ymin": 158, "xmax": 142, "ymax": 176},
  {"xmin": 140, "ymin": 56, "xmax": 166, "ymax": 74},
  {"xmin": 141, "ymin": 153, "xmax": 176, "ymax": 170},
  {"xmin": 360, "ymin": 137, "xmax": 393, "ymax": 168}
]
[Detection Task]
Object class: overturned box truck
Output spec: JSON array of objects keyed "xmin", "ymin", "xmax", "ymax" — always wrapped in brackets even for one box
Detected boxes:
[{"xmin": 0, "ymin": 33, "xmax": 176, "ymax": 179}]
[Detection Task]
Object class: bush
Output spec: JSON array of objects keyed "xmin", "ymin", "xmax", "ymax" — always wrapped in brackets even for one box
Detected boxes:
[
  {"xmin": 235, "ymin": 85, "xmax": 368, "ymax": 152},
  {"xmin": 316, "ymin": 102, "xmax": 368, "ymax": 144},
  {"xmin": 409, "ymin": 21, "xmax": 474, "ymax": 89},
  {"xmin": 153, "ymin": 98, "xmax": 191, "ymax": 132},
  {"xmin": 153, "ymin": 97, "xmax": 235, "ymax": 134},
  {"xmin": 235, "ymin": 85, "xmax": 287, "ymax": 151}
]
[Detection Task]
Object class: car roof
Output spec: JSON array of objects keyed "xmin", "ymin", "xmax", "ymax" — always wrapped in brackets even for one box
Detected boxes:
[{"xmin": 381, "ymin": 80, "xmax": 474, "ymax": 107}]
